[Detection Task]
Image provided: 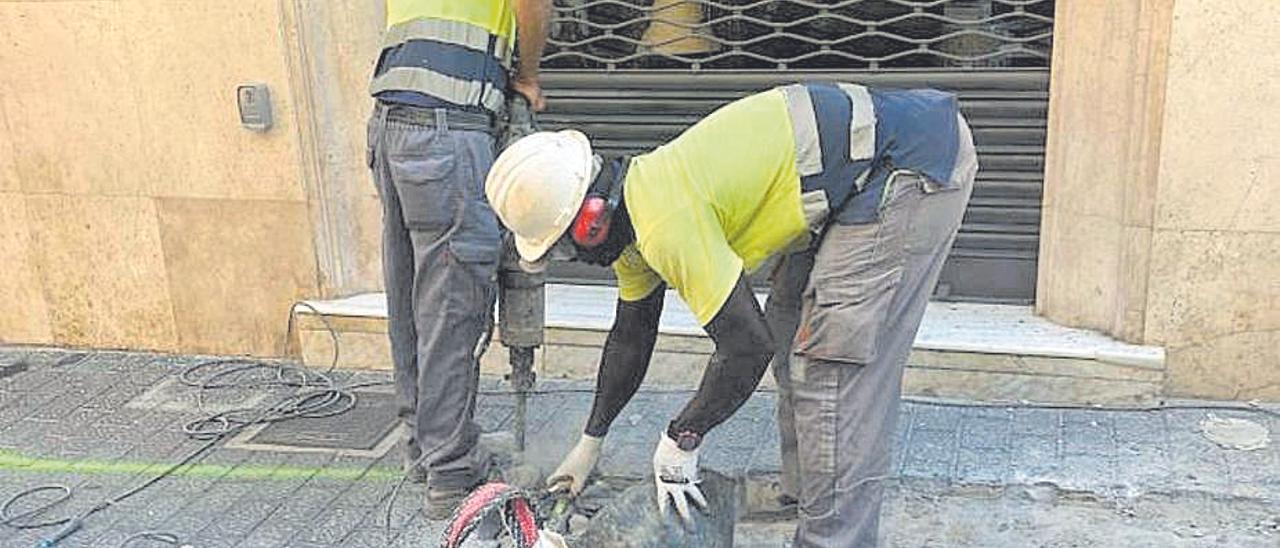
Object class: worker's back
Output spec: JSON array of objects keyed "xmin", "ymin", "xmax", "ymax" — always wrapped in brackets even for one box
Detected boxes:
[
  {"xmin": 370, "ymin": 0, "xmax": 517, "ymax": 114},
  {"xmin": 616, "ymin": 89, "xmax": 810, "ymax": 324},
  {"xmin": 614, "ymin": 83, "xmax": 963, "ymax": 326}
]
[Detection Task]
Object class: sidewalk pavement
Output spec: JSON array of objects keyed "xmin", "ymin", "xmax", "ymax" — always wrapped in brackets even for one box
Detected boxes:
[{"xmin": 0, "ymin": 347, "xmax": 1276, "ymax": 547}]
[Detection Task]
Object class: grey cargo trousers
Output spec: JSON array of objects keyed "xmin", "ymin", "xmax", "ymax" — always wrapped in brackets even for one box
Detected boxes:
[
  {"xmin": 766, "ymin": 117, "xmax": 978, "ymax": 547},
  {"xmin": 367, "ymin": 104, "xmax": 500, "ymax": 491}
]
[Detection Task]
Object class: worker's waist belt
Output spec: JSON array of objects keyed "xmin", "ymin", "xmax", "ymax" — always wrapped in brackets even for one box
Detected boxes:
[{"xmin": 377, "ymin": 102, "xmax": 495, "ymax": 133}]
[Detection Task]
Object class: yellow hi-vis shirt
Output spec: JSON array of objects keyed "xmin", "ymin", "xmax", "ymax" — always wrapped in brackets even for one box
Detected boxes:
[
  {"xmin": 385, "ymin": 0, "xmax": 515, "ymax": 41},
  {"xmin": 614, "ymin": 89, "xmax": 807, "ymax": 325}
]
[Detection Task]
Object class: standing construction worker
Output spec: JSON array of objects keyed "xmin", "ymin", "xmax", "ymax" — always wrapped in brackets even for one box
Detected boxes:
[
  {"xmin": 367, "ymin": 0, "xmax": 550, "ymax": 518},
  {"xmin": 485, "ymin": 81, "xmax": 977, "ymax": 546}
]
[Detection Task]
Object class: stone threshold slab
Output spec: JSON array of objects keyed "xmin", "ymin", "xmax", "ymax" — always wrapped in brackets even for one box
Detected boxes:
[{"xmin": 301, "ymin": 285, "xmax": 1165, "ymax": 369}]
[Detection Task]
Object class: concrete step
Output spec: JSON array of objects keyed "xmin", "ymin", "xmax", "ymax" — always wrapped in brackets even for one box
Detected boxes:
[{"xmin": 292, "ymin": 285, "xmax": 1167, "ymax": 404}]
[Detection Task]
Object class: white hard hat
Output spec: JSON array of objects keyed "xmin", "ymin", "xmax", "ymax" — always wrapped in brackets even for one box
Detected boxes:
[{"xmin": 486, "ymin": 130, "xmax": 595, "ymax": 263}]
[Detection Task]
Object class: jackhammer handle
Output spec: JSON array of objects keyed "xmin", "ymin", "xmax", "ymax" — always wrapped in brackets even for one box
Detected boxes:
[{"xmin": 501, "ymin": 92, "xmax": 541, "ymax": 149}]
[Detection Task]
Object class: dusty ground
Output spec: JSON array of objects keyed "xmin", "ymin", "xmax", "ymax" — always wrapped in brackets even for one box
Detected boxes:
[{"xmin": 738, "ymin": 481, "xmax": 1279, "ymax": 547}]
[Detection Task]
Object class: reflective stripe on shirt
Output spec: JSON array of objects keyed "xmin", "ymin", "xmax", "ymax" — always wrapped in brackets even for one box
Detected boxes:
[{"xmin": 372, "ymin": 1, "xmax": 514, "ymax": 113}]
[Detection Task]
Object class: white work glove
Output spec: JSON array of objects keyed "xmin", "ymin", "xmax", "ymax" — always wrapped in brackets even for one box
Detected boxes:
[
  {"xmin": 652, "ymin": 432, "xmax": 708, "ymax": 525},
  {"xmin": 546, "ymin": 434, "xmax": 603, "ymax": 495},
  {"xmin": 534, "ymin": 530, "xmax": 568, "ymax": 548}
]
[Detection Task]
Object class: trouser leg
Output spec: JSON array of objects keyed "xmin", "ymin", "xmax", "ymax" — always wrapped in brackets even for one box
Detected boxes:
[
  {"xmin": 372, "ymin": 112, "xmax": 501, "ymax": 490},
  {"xmin": 409, "ymin": 131, "xmax": 500, "ymax": 490},
  {"xmin": 369, "ymin": 111, "xmax": 424, "ymax": 468},
  {"xmin": 408, "ymin": 227, "xmax": 492, "ymax": 489},
  {"xmin": 765, "ymin": 249, "xmax": 815, "ymax": 501},
  {"xmin": 792, "ymin": 118, "xmax": 978, "ymax": 547}
]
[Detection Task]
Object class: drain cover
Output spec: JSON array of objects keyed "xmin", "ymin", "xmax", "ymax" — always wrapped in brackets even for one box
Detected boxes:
[{"xmin": 248, "ymin": 391, "xmax": 400, "ymax": 451}]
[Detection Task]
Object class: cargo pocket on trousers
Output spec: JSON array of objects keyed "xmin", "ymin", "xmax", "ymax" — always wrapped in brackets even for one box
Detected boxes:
[
  {"xmin": 799, "ymin": 274, "xmax": 897, "ymax": 364},
  {"xmin": 441, "ymin": 220, "xmax": 499, "ymax": 322},
  {"xmin": 448, "ymin": 195, "xmax": 501, "ymax": 288},
  {"xmin": 449, "ymin": 237, "xmax": 499, "ymax": 275},
  {"xmin": 389, "ymin": 136, "xmax": 459, "ymax": 231},
  {"xmin": 796, "ymin": 221, "xmax": 904, "ymax": 364}
]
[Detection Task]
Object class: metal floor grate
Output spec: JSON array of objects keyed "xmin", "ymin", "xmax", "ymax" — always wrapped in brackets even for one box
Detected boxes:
[{"xmin": 246, "ymin": 391, "xmax": 400, "ymax": 452}]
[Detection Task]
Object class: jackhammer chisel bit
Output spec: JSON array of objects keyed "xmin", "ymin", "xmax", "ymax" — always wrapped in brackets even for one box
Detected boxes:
[
  {"xmin": 497, "ymin": 92, "xmax": 545, "ymax": 452},
  {"xmin": 499, "ymin": 234, "xmax": 545, "ymax": 452}
]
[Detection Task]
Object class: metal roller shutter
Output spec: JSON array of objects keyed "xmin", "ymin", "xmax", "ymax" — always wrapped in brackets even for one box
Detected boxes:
[{"xmin": 539, "ymin": 0, "xmax": 1053, "ymax": 303}]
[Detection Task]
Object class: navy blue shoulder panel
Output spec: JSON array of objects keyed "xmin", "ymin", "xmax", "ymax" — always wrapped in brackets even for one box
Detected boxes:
[
  {"xmin": 834, "ymin": 88, "xmax": 963, "ymax": 225},
  {"xmin": 870, "ymin": 89, "xmax": 961, "ymax": 187},
  {"xmin": 373, "ymin": 38, "xmax": 508, "ymax": 111},
  {"xmin": 799, "ymin": 82, "xmax": 874, "ymax": 217}
]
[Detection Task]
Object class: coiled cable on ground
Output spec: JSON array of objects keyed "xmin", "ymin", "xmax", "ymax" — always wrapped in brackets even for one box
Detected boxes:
[
  {"xmin": 0, "ymin": 302, "xmax": 377, "ymax": 547},
  {"xmin": 116, "ymin": 530, "xmax": 186, "ymax": 547}
]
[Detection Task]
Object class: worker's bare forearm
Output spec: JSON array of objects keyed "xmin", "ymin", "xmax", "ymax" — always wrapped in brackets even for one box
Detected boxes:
[
  {"xmin": 669, "ymin": 274, "xmax": 775, "ymax": 438},
  {"xmin": 513, "ymin": 0, "xmax": 551, "ymax": 82},
  {"xmin": 584, "ymin": 287, "xmax": 666, "ymax": 438}
]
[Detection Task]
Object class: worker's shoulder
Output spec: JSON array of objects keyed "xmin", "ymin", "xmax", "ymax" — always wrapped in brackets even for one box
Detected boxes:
[
  {"xmin": 693, "ymin": 87, "xmax": 789, "ymax": 127},
  {"xmin": 872, "ymin": 86, "xmax": 959, "ymax": 106}
]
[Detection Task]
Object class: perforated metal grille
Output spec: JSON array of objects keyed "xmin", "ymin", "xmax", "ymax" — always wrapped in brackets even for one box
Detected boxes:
[{"xmin": 546, "ymin": 0, "xmax": 1055, "ymax": 71}]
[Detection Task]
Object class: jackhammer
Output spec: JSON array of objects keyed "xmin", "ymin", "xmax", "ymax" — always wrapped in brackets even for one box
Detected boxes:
[
  {"xmin": 497, "ymin": 94, "xmax": 544, "ymax": 452},
  {"xmin": 498, "ymin": 238, "xmax": 544, "ymax": 452}
]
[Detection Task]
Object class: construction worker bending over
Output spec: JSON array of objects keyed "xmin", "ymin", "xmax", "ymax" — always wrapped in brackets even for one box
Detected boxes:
[
  {"xmin": 366, "ymin": 0, "xmax": 550, "ymax": 518},
  {"xmin": 485, "ymin": 81, "xmax": 978, "ymax": 546}
]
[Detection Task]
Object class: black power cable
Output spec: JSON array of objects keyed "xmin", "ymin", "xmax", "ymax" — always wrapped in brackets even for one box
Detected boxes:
[
  {"xmin": 116, "ymin": 531, "xmax": 186, "ymax": 547},
  {"xmin": 0, "ymin": 302, "xmax": 374, "ymax": 547}
]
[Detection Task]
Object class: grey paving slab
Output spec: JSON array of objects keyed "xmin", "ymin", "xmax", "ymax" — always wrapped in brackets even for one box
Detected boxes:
[
  {"xmin": 157, "ymin": 481, "xmax": 252, "ymax": 538},
  {"xmin": 340, "ymin": 527, "xmax": 403, "ymax": 547},
  {"xmin": 749, "ymin": 439, "xmax": 784, "ymax": 472},
  {"xmin": 598, "ymin": 441, "xmax": 654, "ymax": 478},
  {"xmin": 262, "ymin": 485, "xmax": 345, "ymax": 525},
  {"xmin": 1058, "ymin": 453, "xmax": 1119, "ymax": 491},
  {"xmin": 600, "ymin": 392, "xmax": 688, "ymax": 447},
  {"xmin": 1009, "ymin": 407, "xmax": 1063, "ymax": 438},
  {"xmin": 475, "ymin": 395, "xmax": 516, "ymax": 432},
  {"xmin": 293, "ymin": 506, "xmax": 369, "ymax": 545},
  {"xmin": 902, "ymin": 427, "xmax": 961, "ymax": 482},
  {"xmin": 901, "ymin": 452, "xmax": 956, "ymax": 481},
  {"xmin": 392, "ymin": 518, "xmax": 445, "ymax": 548},
  {"xmin": 0, "ymin": 391, "xmax": 62, "ymax": 431},
  {"xmin": 710, "ymin": 396, "xmax": 776, "ymax": 446},
  {"xmin": 340, "ymin": 475, "xmax": 401, "ymax": 509},
  {"xmin": 1062, "ymin": 419, "xmax": 1117, "ymax": 456},
  {"xmin": 524, "ymin": 391, "xmax": 596, "ymax": 441},
  {"xmin": 204, "ymin": 495, "xmax": 287, "ymax": 537},
  {"xmin": 911, "ymin": 403, "xmax": 965, "ymax": 432},
  {"xmin": 259, "ymin": 499, "xmax": 354, "ymax": 546},
  {"xmin": 702, "ymin": 443, "xmax": 760, "ymax": 477},
  {"xmin": 958, "ymin": 409, "xmax": 1014, "ymax": 450},
  {"xmin": 1113, "ymin": 445, "xmax": 1174, "ymax": 492},
  {"xmin": 1008, "ymin": 434, "xmax": 1062, "ymax": 482},
  {"xmin": 955, "ymin": 447, "xmax": 1010, "ymax": 485},
  {"xmin": 377, "ymin": 485, "xmax": 428, "ymax": 530}
]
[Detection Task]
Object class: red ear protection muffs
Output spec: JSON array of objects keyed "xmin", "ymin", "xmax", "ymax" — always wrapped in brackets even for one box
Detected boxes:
[{"xmin": 571, "ymin": 156, "xmax": 628, "ymax": 248}]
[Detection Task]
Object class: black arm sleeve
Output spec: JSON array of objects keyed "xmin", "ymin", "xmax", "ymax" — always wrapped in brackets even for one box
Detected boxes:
[
  {"xmin": 668, "ymin": 273, "xmax": 775, "ymax": 439},
  {"xmin": 584, "ymin": 285, "xmax": 666, "ymax": 437}
]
